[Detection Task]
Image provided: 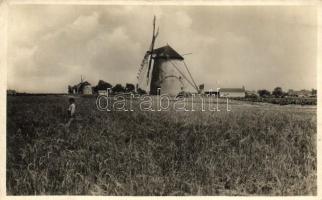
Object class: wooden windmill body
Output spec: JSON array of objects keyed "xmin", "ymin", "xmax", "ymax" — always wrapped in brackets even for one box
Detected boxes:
[{"xmin": 137, "ymin": 17, "xmax": 199, "ymax": 96}]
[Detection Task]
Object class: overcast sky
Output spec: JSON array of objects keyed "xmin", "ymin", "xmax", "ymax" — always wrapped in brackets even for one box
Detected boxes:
[{"xmin": 7, "ymin": 5, "xmax": 317, "ymax": 93}]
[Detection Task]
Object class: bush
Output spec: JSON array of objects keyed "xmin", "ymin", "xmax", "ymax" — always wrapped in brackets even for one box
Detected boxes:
[
  {"xmin": 272, "ymin": 87, "xmax": 283, "ymax": 98},
  {"xmin": 112, "ymin": 84, "xmax": 125, "ymax": 93},
  {"xmin": 257, "ymin": 89, "xmax": 271, "ymax": 97},
  {"xmin": 93, "ymin": 80, "xmax": 113, "ymax": 93},
  {"xmin": 125, "ymin": 83, "xmax": 135, "ymax": 93}
]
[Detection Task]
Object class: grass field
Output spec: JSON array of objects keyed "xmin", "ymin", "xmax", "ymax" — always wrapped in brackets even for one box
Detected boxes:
[
  {"xmin": 236, "ymin": 96, "xmax": 317, "ymax": 106},
  {"xmin": 6, "ymin": 95, "xmax": 317, "ymax": 195}
]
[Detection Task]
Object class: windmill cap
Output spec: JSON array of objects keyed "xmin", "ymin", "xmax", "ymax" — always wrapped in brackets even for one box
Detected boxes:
[{"xmin": 153, "ymin": 45, "xmax": 184, "ymax": 60}]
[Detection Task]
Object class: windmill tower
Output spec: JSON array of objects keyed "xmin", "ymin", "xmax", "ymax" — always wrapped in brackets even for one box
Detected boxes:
[{"xmin": 137, "ymin": 17, "xmax": 199, "ymax": 96}]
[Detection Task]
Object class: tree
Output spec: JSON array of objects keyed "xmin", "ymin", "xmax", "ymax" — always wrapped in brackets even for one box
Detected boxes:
[
  {"xmin": 246, "ymin": 91, "xmax": 258, "ymax": 98},
  {"xmin": 137, "ymin": 87, "xmax": 147, "ymax": 95},
  {"xmin": 272, "ymin": 87, "xmax": 283, "ymax": 98},
  {"xmin": 93, "ymin": 80, "xmax": 113, "ymax": 93},
  {"xmin": 68, "ymin": 85, "xmax": 73, "ymax": 94},
  {"xmin": 257, "ymin": 89, "xmax": 271, "ymax": 97},
  {"xmin": 312, "ymin": 88, "xmax": 317, "ymax": 96},
  {"xmin": 112, "ymin": 84, "xmax": 125, "ymax": 93},
  {"xmin": 125, "ymin": 83, "xmax": 135, "ymax": 93},
  {"xmin": 97, "ymin": 80, "xmax": 113, "ymax": 90}
]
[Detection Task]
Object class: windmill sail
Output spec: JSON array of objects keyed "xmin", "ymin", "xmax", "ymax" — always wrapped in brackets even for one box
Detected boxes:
[
  {"xmin": 137, "ymin": 51, "xmax": 151, "ymax": 93},
  {"xmin": 137, "ymin": 16, "xmax": 158, "ymax": 93},
  {"xmin": 147, "ymin": 16, "xmax": 158, "ymax": 79}
]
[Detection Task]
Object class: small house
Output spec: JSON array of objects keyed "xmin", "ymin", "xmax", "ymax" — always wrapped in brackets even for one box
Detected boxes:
[
  {"xmin": 204, "ymin": 90, "xmax": 219, "ymax": 96},
  {"xmin": 219, "ymin": 87, "xmax": 246, "ymax": 98}
]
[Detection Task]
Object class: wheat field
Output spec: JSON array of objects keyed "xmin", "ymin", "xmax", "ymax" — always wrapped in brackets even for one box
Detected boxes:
[{"xmin": 6, "ymin": 95, "xmax": 316, "ymax": 195}]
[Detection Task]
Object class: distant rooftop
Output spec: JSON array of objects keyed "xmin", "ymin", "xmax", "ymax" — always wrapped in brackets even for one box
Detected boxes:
[{"xmin": 219, "ymin": 87, "xmax": 245, "ymax": 93}]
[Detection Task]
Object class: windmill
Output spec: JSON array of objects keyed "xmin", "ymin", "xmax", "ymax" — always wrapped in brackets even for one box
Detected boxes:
[{"xmin": 137, "ymin": 16, "xmax": 200, "ymax": 96}]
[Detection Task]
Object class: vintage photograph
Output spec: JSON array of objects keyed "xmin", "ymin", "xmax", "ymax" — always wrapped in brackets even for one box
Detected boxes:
[{"xmin": 5, "ymin": 3, "xmax": 317, "ymax": 196}]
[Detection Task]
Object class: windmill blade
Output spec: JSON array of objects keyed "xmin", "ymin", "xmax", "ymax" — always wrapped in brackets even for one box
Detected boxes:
[
  {"xmin": 155, "ymin": 27, "xmax": 159, "ymax": 38},
  {"xmin": 181, "ymin": 53, "xmax": 192, "ymax": 56},
  {"xmin": 169, "ymin": 60, "xmax": 199, "ymax": 92},
  {"xmin": 147, "ymin": 16, "xmax": 158, "ymax": 79},
  {"xmin": 182, "ymin": 60, "xmax": 199, "ymax": 92}
]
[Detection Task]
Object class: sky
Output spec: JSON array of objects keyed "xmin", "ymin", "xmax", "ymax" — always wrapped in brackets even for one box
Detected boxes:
[{"xmin": 7, "ymin": 5, "xmax": 317, "ymax": 93}]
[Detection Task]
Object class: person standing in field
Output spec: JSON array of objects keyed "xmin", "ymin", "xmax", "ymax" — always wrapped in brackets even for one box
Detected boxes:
[{"xmin": 66, "ymin": 97, "xmax": 76, "ymax": 128}]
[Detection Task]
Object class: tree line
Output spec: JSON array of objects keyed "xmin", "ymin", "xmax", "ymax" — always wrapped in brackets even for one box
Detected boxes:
[
  {"xmin": 255, "ymin": 87, "xmax": 317, "ymax": 98},
  {"xmin": 93, "ymin": 80, "xmax": 136, "ymax": 94}
]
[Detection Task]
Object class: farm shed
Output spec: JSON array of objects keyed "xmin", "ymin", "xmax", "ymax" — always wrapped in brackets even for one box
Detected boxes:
[
  {"xmin": 204, "ymin": 90, "xmax": 219, "ymax": 96},
  {"xmin": 219, "ymin": 87, "xmax": 246, "ymax": 98}
]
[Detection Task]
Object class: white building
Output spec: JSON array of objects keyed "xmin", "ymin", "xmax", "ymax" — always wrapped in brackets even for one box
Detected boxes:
[
  {"xmin": 82, "ymin": 85, "xmax": 93, "ymax": 95},
  {"xmin": 219, "ymin": 87, "xmax": 246, "ymax": 98},
  {"xmin": 98, "ymin": 90, "xmax": 108, "ymax": 96}
]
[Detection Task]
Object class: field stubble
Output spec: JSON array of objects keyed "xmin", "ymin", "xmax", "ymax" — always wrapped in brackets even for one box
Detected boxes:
[{"xmin": 6, "ymin": 95, "xmax": 316, "ymax": 195}]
